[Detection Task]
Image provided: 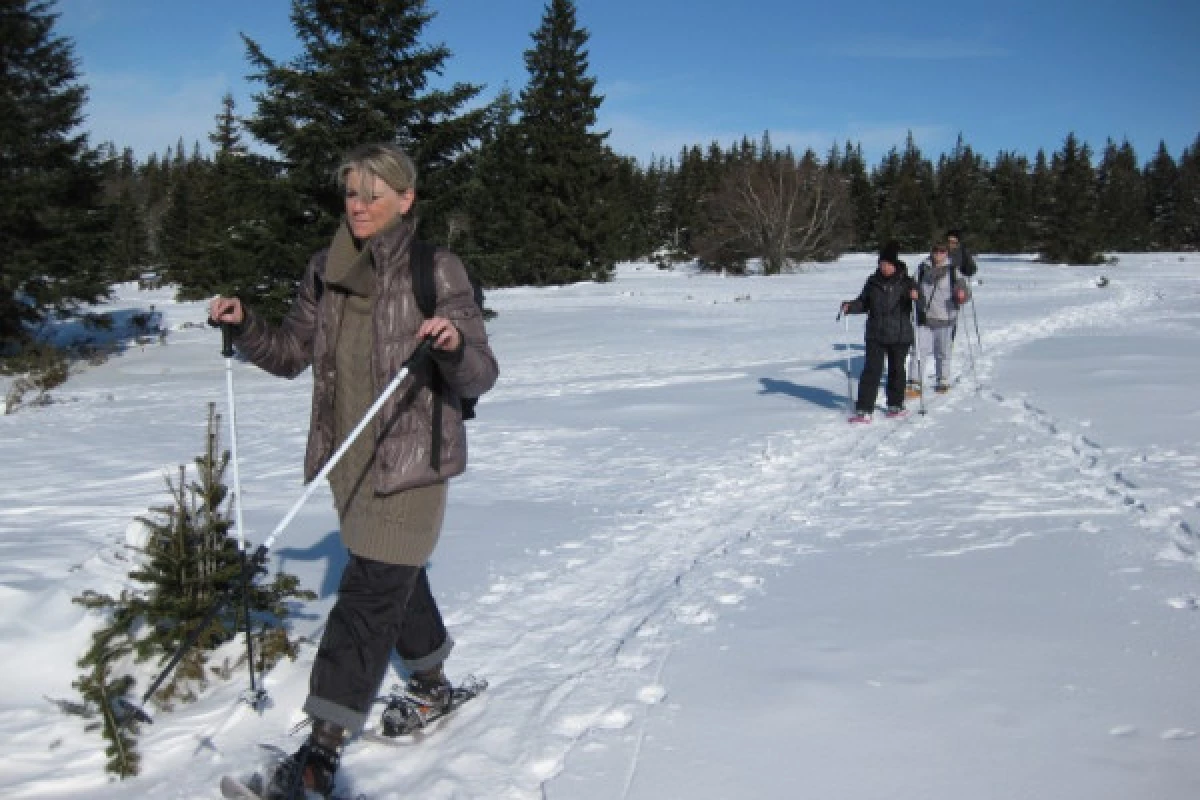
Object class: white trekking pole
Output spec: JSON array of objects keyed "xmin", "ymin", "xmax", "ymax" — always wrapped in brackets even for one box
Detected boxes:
[
  {"xmin": 968, "ymin": 277, "xmax": 983, "ymax": 354},
  {"xmin": 910, "ymin": 303, "xmax": 926, "ymax": 416},
  {"xmin": 215, "ymin": 321, "xmax": 265, "ymax": 711},
  {"xmin": 836, "ymin": 308, "xmax": 854, "ymax": 413},
  {"xmin": 962, "ymin": 303, "xmax": 979, "ymax": 391}
]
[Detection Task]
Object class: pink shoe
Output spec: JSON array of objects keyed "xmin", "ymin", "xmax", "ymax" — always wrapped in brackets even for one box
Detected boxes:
[{"xmin": 848, "ymin": 412, "xmax": 871, "ymax": 424}]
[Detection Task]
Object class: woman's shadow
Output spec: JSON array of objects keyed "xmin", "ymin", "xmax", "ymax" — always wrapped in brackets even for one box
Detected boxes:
[
  {"xmin": 760, "ymin": 344, "xmax": 861, "ymax": 410},
  {"xmin": 276, "ymin": 531, "xmax": 348, "ymax": 603}
]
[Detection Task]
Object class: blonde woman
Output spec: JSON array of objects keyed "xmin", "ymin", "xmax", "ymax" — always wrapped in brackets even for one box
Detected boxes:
[{"xmin": 209, "ymin": 142, "xmax": 498, "ymax": 797}]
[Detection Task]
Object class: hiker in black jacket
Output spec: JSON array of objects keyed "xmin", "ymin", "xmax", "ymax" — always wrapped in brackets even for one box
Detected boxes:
[
  {"xmin": 840, "ymin": 241, "xmax": 919, "ymax": 422},
  {"xmin": 946, "ymin": 228, "xmax": 978, "ymax": 278}
]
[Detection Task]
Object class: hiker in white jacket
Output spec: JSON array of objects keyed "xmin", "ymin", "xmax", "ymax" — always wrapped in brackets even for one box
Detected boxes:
[{"xmin": 909, "ymin": 240, "xmax": 970, "ymax": 394}]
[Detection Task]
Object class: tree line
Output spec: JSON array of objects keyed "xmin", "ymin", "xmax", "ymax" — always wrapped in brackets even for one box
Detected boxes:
[{"xmin": 4, "ymin": 0, "xmax": 1200, "ymax": 351}]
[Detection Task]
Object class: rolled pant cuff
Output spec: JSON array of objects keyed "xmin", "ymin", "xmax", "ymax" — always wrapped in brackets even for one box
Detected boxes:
[
  {"xmin": 303, "ymin": 695, "xmax": 370, "ymax": 736},
  {"xmin": 402, "ymin": 635, "xmax": 455, "ymax": 673}
]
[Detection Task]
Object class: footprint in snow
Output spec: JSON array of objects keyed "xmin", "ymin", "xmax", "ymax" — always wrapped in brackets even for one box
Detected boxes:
[
  {"xmin": 637, "ymin": 685, "xmax": 667, "ymax": 704},
  {"xmin": 1166, "ymin": 595, "xmax": 1199, "ymax": 611},
  {"xmin": 1161, "ymin": 729, "xmax": 1197, "ymax": 741},
  {"xmin": 675, "ymin": 604, "xmax": 716, "ymax": 625}
]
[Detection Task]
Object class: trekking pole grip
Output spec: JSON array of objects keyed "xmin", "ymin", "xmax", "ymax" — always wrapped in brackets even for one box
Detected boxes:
[{"xmin": 206, "ymin": 318, "xmax": 236, "ymax": 358}]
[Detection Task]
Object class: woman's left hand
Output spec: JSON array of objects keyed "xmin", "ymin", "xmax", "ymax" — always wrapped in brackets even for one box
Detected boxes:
[{"xmin": 418, "ymin": 317, "xmax": 462, "ymax": 352}]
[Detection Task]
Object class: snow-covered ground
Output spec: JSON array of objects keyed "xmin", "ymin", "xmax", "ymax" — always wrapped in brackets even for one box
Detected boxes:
[{"xmin": 2, "ymin": 253, "xmax": 1199, "ymax": 799}]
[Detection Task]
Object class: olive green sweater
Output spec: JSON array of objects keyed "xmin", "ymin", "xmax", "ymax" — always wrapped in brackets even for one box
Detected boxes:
[{"xmin": 326, "ymin": 227, "xmax": 446, "ymax": 566}]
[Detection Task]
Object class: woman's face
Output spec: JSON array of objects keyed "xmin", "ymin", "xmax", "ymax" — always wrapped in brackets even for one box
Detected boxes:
[
  {"xmin": 344, "ymin": 169, "xmax": 414, "ymax": 239},
  {"xmin": 879, "ymin": 259, "xmax": 896, "ymax": 277}
]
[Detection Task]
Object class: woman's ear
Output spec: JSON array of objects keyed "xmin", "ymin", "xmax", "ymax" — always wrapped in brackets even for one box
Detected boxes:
[{"xmin": 398, "ymin": 188, "xmax": 416, "ymax": 215}]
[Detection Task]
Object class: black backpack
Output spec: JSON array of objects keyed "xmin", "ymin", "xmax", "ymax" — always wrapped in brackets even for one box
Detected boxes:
[{"xmin": 409, "ymin": 239, "xmax": 484, "ymax": 425}]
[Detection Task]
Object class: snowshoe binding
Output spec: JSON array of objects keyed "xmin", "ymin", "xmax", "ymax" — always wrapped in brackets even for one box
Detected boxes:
[{"xmin": 378, "ymin": 673, "xmax": 487, "ymax": 738}]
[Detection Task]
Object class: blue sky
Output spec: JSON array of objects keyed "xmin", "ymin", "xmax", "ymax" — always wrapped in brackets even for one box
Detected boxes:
[{"xmin": 57, "ymin": 0, "xmax": 1200, "ymax": 168}]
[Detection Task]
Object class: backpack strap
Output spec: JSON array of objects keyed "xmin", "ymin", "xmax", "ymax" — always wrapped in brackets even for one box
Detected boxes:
[{"xmin": 408, "ymin": 239, "xmax": 444, "ymax": 471}]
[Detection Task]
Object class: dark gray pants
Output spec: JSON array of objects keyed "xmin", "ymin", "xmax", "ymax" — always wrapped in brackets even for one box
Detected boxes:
[
  {"xmin": 856, "ymin": 340, "xmax": 910, "ymax": 413},
  {"xmin": 302, "ymin": 555, "xmax": 453, "ymax": 733}
]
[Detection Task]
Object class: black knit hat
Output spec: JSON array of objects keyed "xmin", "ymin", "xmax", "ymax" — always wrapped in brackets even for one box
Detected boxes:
[
  {"xmin": 878, "ymin": 240, "xmax": 900, "ymax": 267},
  {"xmin": 946, "ymin": 228, "xmax": 963, "ymax": 240}
]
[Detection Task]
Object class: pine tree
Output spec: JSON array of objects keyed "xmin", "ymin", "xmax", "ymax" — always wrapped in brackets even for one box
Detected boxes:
[
  {"xmin": 459, "ymin": 87, "xmax": 529, "ymax": 287},
  {"xmin": 0, "ymin": 0, "xmax": 114, "ymax": 350},
  {"xmin": 1144, "ymin": 140, "xmax": 1179, "ymax": 250},
  {"xmin": 838, "ymin": 142, "xmax": 874, "ymax": 251},
  {"xmin": 73, "ymin": 405, "xmax": 315, "ymax": 775},
  {"xmin": 934, "ymin": 134, "xmax": 994, "ymax": 248},
  {"xmin": 243, "ymin": 0, "xmax": 488, "ymax": 248},
  {"xmin": 1040, "ymin": 133, "xmax": 1102, "ymax": 264},
  {"xmin": 1176, "ymin": 134, "xmax": 1200, "ymax": 250},
  {"xmin": 989, "ymin": 151, "xmax": 1034, "ymax": 253},
  {"xmin": 1029, "ymin": 148, "xmax": 1053, "ymax": 253},
  {"xmin": 872, "ymin": 134, "xmax": 936, "ymax": 251},
  {"xmin": 517, "ymin": 0, "xmax": 615, "ymax": 283},
  {"xmin": 1095, "ymin": 139, "xmax": 1148, "ymax": 250},
  {"xmin": 104, "ymin": 148, "xmax": 152, "ymax": 280}
]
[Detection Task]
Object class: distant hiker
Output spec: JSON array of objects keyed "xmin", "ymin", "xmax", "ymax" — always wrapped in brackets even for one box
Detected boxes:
[
  {"xmin": 840, "ymin": 241, "xmax": 919, "ymax": 422},
  {"xmin": 909, "ymin": 241, "xmax": 970, "ymax": 394},
  {"xmin": 946, "ymin": 228, "xmax": 978, "ymax": 278},
  {"xmin": 208, "ymin": 142, "xmax": 498, "ymax": 798}
]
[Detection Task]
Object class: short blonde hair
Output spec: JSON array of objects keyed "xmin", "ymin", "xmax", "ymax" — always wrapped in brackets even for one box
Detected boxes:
[{"xmin": 335, "ymin": 143, "xmax": 418, "ymax": 201}]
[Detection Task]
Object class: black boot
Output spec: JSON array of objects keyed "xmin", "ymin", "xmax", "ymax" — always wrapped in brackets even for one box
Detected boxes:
[{"xmin": 267, "ymin": 720, "xmax": 344, "ymax": 799}]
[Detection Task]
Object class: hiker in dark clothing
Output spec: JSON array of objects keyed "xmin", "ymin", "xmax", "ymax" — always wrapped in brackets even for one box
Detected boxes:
[
  {"xmin": 840, "ymin": 241, "xmax": 919, "ymax": 422},
  {"xmin": 946, "ymin": 228, "xmax": 978, "ymax": 278}
]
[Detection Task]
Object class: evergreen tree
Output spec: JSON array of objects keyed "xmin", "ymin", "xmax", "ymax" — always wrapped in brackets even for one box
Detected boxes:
[
  {"xmin": 837, "ymin": 141, "xmax": 874, "ymax": 251},
  {"xmin": 243, "ymin": 0, "xmax": 488, "ymax": 248},
  {"xmin": 989, "ymin": 151, "xmax": 1034, "ymax": 253},
  {"xmin": 0, "ymin": 0, "xmax": 114, "ymax": 350},
  {"xmin": 872, "ymin": 134, "xmax": 936, "ymax": 251},
  {"xmin": 104, "ymin": 148, "xmax": 151, "ymax": 280},
  {"xmin": 210, "ymin": 92, "xmax": 248, "ymax": 158},
  {"xmin": 1040, "ymin": 132, "xmax": 1102, "ymax": 264},
  {"xmin": 73, "ymin": 405, "xmax": 315, "ymax": 775},
  {"xmin": 934, "ymin": 134, "xmax": 993, "ymax": 248},
  {"xmin": 459, "ymin": 87, "xmax": 529, "ymax": 287},
  {"xmin": 517, "ymin": 0, "xmax": 615, "ymax": 283},
  {"xmin": 1144, "ymin": 140, "xmax": 1179, "ymax": 250},
  {"xmin": 1176, "ymin": 134, "xmax": 1200, "ymax": 250},
  {"xmin": 1029, "ymin": 148, "xmax": 1053, "ymax": 253},
  {"xmin": 1095, "ymin": 139, "xmax": 1148, "ymax": 250}
]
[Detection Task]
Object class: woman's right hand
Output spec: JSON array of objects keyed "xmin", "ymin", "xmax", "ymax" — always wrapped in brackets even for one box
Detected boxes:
[{"xmin": 208, "ymin": 296, "xmax": 244, "ymax": 325}]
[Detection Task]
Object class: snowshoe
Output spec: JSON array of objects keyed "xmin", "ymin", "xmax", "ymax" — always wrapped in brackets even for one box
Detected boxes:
[
  {"xmin": 848, "ymin": 412, "xmax": 872, "ymax": 425},
  {"xmin": 377, "ymin": 674, "xmax": 487, "ymax": 738},
  {"xmin": 222, "ymin": 723, "xmax": 345, "ymax": 799},
  {"xmin": 885, "ymin": 406, "xmax": 908, "ymax": 419},
  {"xmin": 934, "ymin": 381, "xmax": 950, "ymax": 394},
  {"xmin": 905, "ymin": 382, "xmax": 922, "ymax": 399}
]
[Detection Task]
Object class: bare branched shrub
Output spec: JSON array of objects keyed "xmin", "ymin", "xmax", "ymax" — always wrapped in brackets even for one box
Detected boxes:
[{"xmin": 696, "ymin": 150, "xmax": 851, "ymax": 274}]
